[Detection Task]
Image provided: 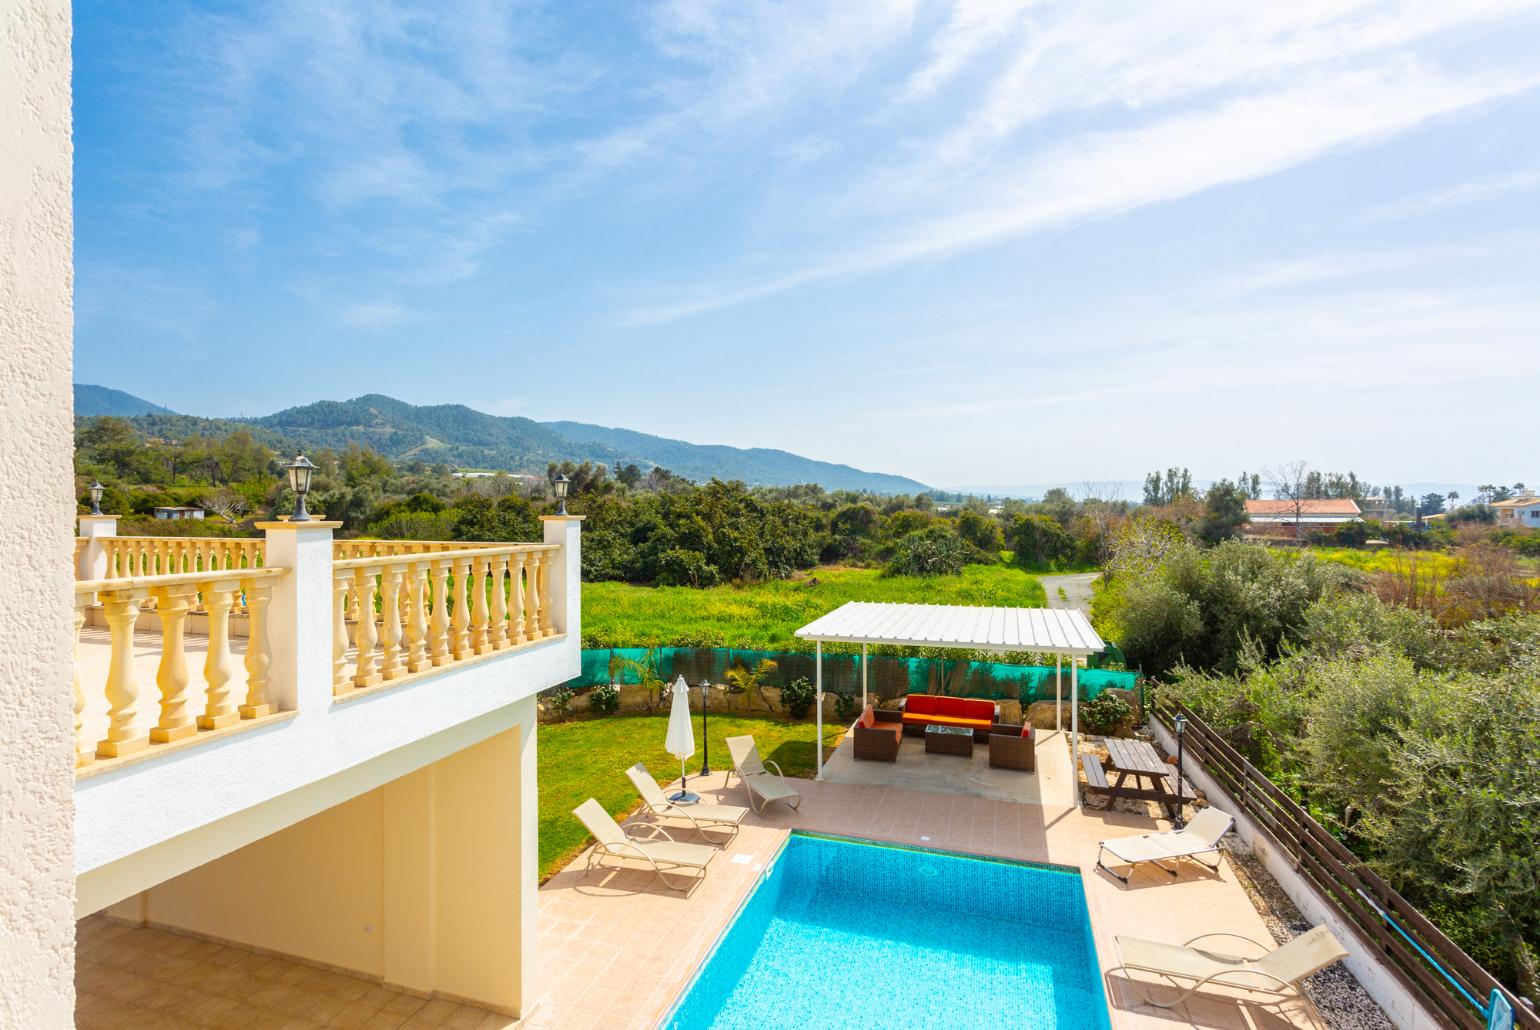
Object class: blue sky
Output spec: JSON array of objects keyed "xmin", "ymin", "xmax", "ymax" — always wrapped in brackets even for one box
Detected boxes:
[{"xmin": 74, "ymin": 1, "xmax": 1540, "ymax": 488}]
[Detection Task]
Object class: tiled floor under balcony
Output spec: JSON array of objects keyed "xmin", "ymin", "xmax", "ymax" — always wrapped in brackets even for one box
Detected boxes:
[{"xmin": 75, "ymin": 916, "xmax": 513, "ymax": 1030}]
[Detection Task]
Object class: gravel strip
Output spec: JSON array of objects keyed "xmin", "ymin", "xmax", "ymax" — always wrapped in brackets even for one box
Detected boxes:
[{"xmin": 1221, "ymin": 834, "xmax": 1395, "ymax": 1030}]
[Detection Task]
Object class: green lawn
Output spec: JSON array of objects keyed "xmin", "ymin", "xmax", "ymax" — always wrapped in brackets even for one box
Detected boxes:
[
  {"xmin": 536, "ymin": 712, "xmax": 843, "ymax": 879},
  {"xmin": 581, "ymin": 563, "xmax": 1046, "ymax": 650}
]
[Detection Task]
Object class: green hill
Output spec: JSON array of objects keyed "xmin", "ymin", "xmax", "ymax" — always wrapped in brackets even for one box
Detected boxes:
[
  {"xmin": 77, "ymin": 390, "xmax": 929, "ymax": 492},
  {"xmin": 74, "ymin": 384, "xmax": 176, "ymax": 417}
]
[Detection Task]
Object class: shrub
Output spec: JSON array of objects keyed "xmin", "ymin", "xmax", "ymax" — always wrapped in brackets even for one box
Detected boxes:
[
  {"xmin": 588, "ymin": 683, "xmax": 620, "ymax": 715},
  {"xmin": 833, "ymin": 692, "xmax": 858, "ymax": 722},
  {"xmin": 780, "ymin": 676, "xmax": 816, "ymax": 719},
  {"xmin": 547, "ymin": 686, "xmax": 576, "ymax": 719},
  {"xmin": 656, "ymin": 547, "xmax": 721, "ymax": 588},
  {"xmin": 1079, "ymin": 692, "xmax": 1133, "ymax": 735},
  {"xmin": 1007, "ymin": 514, "xmax": 1076, "ymax": 568},
  {"xmin": 883, "ymin": 526, "xmax": 970, "ymax": 577}
]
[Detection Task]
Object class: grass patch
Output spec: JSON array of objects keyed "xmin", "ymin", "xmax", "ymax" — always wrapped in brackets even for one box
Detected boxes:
[
  {"xmin": 581, "ymin": 563, "xmax": 1046, "ymax": 650},
  {"xmin": 1307, "ymin": 547, "xmax": 1461, "ymax": 577},
  {"xmin": 537, "ymin": 711, "xmax": 843, "ymax": 879}
]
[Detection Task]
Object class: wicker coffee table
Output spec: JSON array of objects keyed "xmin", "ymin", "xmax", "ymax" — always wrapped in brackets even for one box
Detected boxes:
[{"xmin": 924, "ymin": 724, "xmax": 974, "ymax": 757}]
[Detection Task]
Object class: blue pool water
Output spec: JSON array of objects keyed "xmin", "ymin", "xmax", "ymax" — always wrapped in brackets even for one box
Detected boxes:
[{"xmin": 664, "ymin": 832, "xmax": 1112, "ymax": 1030}]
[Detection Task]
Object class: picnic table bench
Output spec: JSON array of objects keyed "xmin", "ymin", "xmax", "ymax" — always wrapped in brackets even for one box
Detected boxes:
[{"xmin": 1082, "ymin": 738, "xmax": 1194, "ymax": 819}]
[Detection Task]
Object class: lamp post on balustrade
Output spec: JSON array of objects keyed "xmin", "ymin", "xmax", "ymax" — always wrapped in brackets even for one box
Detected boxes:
[
  {"xmin": 553, "ymin": 473, "xmax": 571, "ymax": 516},
  {"xmin": 1173, "ymin": 712, "xmax": 1188, "ymax": 830},
  {"xmin": 285, "ymin": 454, "xmax": 317, "ymax": 522},
  {"xmin": 88, "ymin": 480, "xmax": 104, "ymax": 515}
]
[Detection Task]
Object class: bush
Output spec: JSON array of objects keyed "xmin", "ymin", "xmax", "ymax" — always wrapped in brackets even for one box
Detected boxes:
[
  {"xmin": 883, "ymin": 526, "xmax": 970, "ymax": 577},
  {"xmin": 1007, "ymin": 514, "xmax": 1076, "ymax": 568},
  {"xmin": 588, "ymin": 683, "xmax": 620, "ymax": 715},
  {"xmin": 546, "ymin": 686, "xmax": 576, "ymax": 719},
  {"xmin": 780, "ymin": 676, "xmax": 816, "ymax": 719},
  {"xmin": 656, "ymin": 547, "xmax": 721, "ymax": 588},
  {"xmin": 1080, "ymin": 692, "xmax": 1133, "ymax": 735},
  {"xmin": 833, "ymin": 692, "xmax": 858, "ymax": 722}
]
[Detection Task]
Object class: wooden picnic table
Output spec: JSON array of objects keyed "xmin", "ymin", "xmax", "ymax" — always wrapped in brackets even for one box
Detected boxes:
[{"xmin": 1099, "ymin": 738, "xmax": 1194, "ymax": 819}]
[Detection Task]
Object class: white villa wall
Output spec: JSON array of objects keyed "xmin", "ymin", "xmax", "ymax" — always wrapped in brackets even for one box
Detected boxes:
[
  {"xmin": 1150, "ymin": 718, "xmax": 1448, "ymax": 1029},
  {"xmin": 76, "ymin": 517, "xmax": 582, "ymax": 916},
  {"xmin": 0, "ymin": 1, "xmax": 77, "ymax": 1027}
]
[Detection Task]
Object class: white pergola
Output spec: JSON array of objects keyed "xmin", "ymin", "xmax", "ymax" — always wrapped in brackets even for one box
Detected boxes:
[{"xmin": 794, "ymin": 601, "xmax": 1106, "ymax": 805}]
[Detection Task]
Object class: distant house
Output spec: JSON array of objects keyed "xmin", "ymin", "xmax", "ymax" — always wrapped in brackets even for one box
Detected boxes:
[
  {"xmin": 152, "ymin": 505, "xmax": 204, "ymax": 520},
  {"xmin": 1358, "ymin": 496, "xmax": 1393, "ymax": 521},
  {"xmin": 1244, "ymin": 498, "xmax": 1362, "ymax": 533},
  {"xmin": 1492, "ymin": 490, "xmax": 1540, "ymax": 528}
]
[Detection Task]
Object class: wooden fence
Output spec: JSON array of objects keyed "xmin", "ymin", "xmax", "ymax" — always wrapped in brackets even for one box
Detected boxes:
[{"xmin": 1153, "ymin": 699, "xmax": 1536, "ymax": 1030}]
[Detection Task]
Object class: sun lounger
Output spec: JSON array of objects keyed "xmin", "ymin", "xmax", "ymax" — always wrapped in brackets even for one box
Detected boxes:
[
  {"xmin": 626, "ymin": 762, "xmax": 748, "ymax": 841},
  {"xmin": 1097, "ymin": 807, "xmax": 1234, "ymax": 883},
  {"xmin": 725, "ymin": 735, "xmax": 802, "ymax": 814},
  {"xmin": 1113, "ymin": 923, "xmax": 1348, "ymax": 1015},
  {"xmin": 571, "ymin": 797, "xmax": 715, "ymax": 891}
]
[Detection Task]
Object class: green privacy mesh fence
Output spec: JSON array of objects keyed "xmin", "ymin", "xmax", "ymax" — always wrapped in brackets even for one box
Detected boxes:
[{"xmin": 567, "ymin": 648, "xmax": 1137, "ymax": 705}]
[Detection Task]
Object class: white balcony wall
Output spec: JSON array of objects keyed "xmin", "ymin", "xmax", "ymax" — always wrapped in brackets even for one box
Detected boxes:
[{"xmin": 75, "ymin": 517, "xmax": 581, "ymax": 917}]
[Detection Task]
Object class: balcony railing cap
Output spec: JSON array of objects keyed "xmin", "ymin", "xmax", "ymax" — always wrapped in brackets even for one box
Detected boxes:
[{"xmin": 255, "ymin": 520, "xmax": 344, "ymax": 530}]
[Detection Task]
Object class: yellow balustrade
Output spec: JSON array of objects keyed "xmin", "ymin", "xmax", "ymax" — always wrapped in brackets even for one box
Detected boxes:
[
  {"xmin": 99, "ymin": 536, "xmax": 264, "ymax": 579},
  {"xmin": 331, "ymin": 543, "xmax": 559, "ymax": 698},
  {"xmin": 74, "ymin": 566, "xmax": 289, "ymax": 772}
]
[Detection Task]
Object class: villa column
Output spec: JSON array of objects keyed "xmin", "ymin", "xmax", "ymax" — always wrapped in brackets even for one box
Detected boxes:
[
  {"xmin": 815, "ymin": 641, "xmax": 824, "ymax": 781},
  {"xmin": 77, "ymin": 513, "xmax": 119, "ymax": 580},
  {"xmin": 259, "ymin": 520, "xmax": 342, "ymax": 715},
  {"xmin": 539, "ymin": 515, "xmax": 584, "ymax": 637},
  {"xmin": 1071, "ymin": 658, "xmax": 1080, "ymax": 808}
]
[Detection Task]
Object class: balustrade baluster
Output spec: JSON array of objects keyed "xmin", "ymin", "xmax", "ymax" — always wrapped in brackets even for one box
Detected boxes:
[
  {"xmin": 332, "ymin": 574, "xmax": 351, "ymax": 695},
  {"xmin": 405, "ymin": 562, "xmax": 429, "ymax": 673},
  {"xmin": 512, "ymin": 552, "xmax": 529, "ymax": 644},
  {"xmin": 239, "ymin": 578, "xmax": 275, "ymax": 717},
  {"xmin": 379, "ymin": 565, "xmax": 404, "ymax": 680},
  {"xmin": 429, "ymin": 561, "xmax": 451, "ymax": 666},
  {"xmin": 149, "ymin": 583, "xmax": 198, "ymax": 742},
  {"xmin": 536, "ymin": 549, "xmax": 555, "ymax": 637},
  {"xmin": 197, "ymin": 582, "xmax": 241, "ymax": 729},
  {"xmin": 73, "ymin": 594, "xmax": 92, "ymax": 767},
  {"xmin": 451, "ymin": 556, "xmax": 473, "ymax": 660},
  {"xmin": 489, "ymin": 553, "xmax": 510, "ymax": 649},
  {"xmin": 352, "ymin": 567, "xmax": 382, "ymax": 687},
  {"xmin": 471, "ymin": 554, "xmax": 491, "ymax": 654},
  {"xmin": 97, "ymin": 588, "xmax": 150, "ymax": 758}
]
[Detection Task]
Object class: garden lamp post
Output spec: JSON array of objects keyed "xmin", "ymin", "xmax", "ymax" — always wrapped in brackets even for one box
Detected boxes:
[
  {"xmin": 553, "ymin": 473, "xmax": 571, "ymax": 516},
  {"xmin": 285, "ymin": 453, "xmax": 318, "ymax": 522},
  {"xmin": 1173, "ymin": 712, "xmax": 1188, "ymax": 830},
  {"xmin": 699, "ymin": 678, "xmax": 712, "ymax": 777},
  {"xmin": 87, "ymin": 481, "xmax": 104, "ymax": 516}
]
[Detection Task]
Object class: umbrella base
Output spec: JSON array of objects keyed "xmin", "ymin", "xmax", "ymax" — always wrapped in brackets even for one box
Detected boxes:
[{"xmin": 668, "ymin": 791, "xmax": 700, "ymax": 805}]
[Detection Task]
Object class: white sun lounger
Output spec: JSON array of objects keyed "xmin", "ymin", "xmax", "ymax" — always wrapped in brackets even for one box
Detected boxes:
[
  {"xmin": 572, "ymin": 798, "xmax": 715, "ymax": 891},
  {"xmin": 1097, "ymin": 807, "xmax": 1234, "ymax": 883},
  {"xmin": 1113, "ymin": 923, "xmax": 1348, "ymax": 1016},
  {"xmin": 725, "ymin": 735, "xmax": 801, "ymax": 814},
  {"xmin": 626, "ymin": 762, "xmax": 748, "ymax": 841}
]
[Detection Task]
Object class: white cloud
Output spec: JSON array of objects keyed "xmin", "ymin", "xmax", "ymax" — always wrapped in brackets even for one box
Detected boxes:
[{"xmin": 337, "ymin": 298, "xmax": 412, "ymax": 330}]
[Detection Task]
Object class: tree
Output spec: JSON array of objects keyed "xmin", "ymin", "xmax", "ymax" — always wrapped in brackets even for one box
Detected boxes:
[
  {"xmin": 1142, "ymin": 467, "xmax": 1193, "ymax": 507},
  {"xmin": 200, "ymin": 486, "xmax": 250, "ymax": 524},
  {"xmin": 1199, "ymin": 480, "xmax": 1249, "ymax": 545},
  {"xmin": 954, "ymin": 509, "xmax": 1003, "ymax": 559},
  {"xmin": 1007, "ymin": 514, "xmax": 1075, "ymax": 568},
  {"xmin": 884, "ymin": 526, "xmax": 970, "ymax": 577},
  {"xmin": 1420, "ymin": 493, "xmax": 1447, "ymax": 517},
  {"xmin": 1267, "ymin": 460, "xmax": 1311, "ymax": 538}
]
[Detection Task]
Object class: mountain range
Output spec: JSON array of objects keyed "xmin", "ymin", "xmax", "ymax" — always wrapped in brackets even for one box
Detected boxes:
[{"xmin": 73, "ymin": 385, "xmax": 929, "ymax": 494}]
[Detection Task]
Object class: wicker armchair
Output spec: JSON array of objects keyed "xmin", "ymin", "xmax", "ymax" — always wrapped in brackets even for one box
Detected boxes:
[
  {"xmin": 988, "ymin": 724, "xmax": 1035, "ymax": 772},
  {"xmin": 852, "ymin": 707, "xmax": 904, "ymax": 762}
]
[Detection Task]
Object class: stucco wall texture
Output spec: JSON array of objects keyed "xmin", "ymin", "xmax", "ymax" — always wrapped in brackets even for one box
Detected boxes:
[{"xmin": 0, "ymin": 1, "xmax": 78, "ymax": 1027}]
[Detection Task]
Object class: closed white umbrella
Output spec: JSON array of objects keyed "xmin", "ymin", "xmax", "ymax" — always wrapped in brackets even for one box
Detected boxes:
[{"xmin": 664, "ymin": 675, "xmax": 698, "ymax": 803}]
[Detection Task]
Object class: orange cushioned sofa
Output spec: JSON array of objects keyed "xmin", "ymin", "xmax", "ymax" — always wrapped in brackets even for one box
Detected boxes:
[
  {"xmin": 852, "ymin": 705, "xmax": 905, "ymax": 762},
  {"xmin": 897, "ymin": 694, "xmax": 1000, "ymax": 741}
]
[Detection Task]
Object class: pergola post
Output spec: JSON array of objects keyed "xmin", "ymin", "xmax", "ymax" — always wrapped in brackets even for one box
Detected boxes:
[
  {"xmin": 815, "ymin": 640, "xmax": 824, "ymax": 782},
  {"xmin": 1055, "ymin": 654, "xmax": 1062, "ymax": 733},
  {"xmin": 860, "ymin": 643, "xmax": 867, "ymax": 711},
  {"xmin": 1071, "ymin": 657, "xmax": 1080, "ymax": 808}
]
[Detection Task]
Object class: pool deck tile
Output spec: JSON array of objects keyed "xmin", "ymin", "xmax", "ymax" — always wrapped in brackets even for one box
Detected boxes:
[{"xmin": 529, "ymin": 731, "xmax": 1320, "ymax": 1030}]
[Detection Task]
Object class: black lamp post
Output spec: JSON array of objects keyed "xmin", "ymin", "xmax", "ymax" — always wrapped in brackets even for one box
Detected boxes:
[
  {"xmin": 553, "ymin": 473, "xmax": 571, "ymax": 516},
  {"xmin": 699, "ymin": 678, "xmax": 713, "ymax": 777},
  {"xmin": 1173, "ymin": 712, "xmax": 1188, "ymax": 830},
  {"xmin": 285, "ymin": 454, "xmax": 318, "ymax": 522},
  {"xmin": 87, "ymin": 481, "xmax": 105, "ymax": 516}
]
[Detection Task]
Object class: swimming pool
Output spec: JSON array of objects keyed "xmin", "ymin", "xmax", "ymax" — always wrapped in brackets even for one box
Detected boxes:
[{"xmin": 663, "ymin": 831, "xmax": 1112, "ymax": 1029}]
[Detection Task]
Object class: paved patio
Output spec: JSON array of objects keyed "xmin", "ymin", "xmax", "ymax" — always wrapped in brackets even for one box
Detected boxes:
[
  {"xmin": 529, "ymin": 761, "xmax": 1323, "ymax": 1030},
  {"xmin": 819, "ymin": 723, "xmax": 1079, "ymax": 806}
]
